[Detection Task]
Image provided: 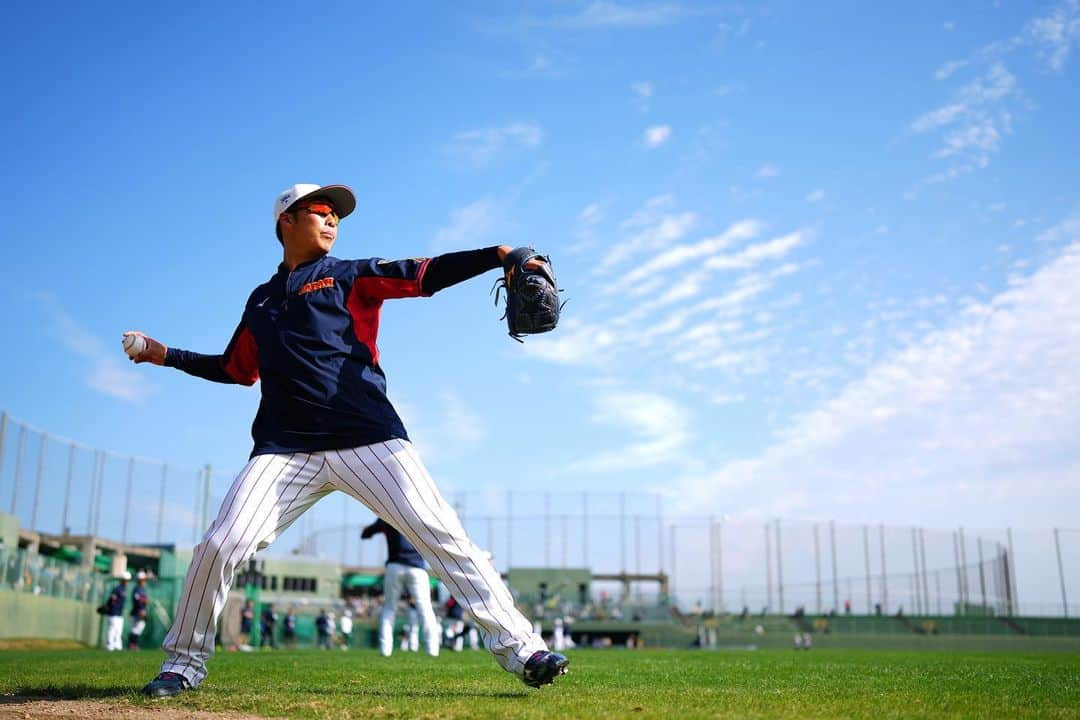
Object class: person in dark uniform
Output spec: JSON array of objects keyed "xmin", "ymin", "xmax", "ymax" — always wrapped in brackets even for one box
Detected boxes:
[
  {"xmin": 103, "ymin": 572, "xmax": 130, "ymax": 651},
  {"xmin": 283, "ymin": 606, "xmax": 297, "ymax": 648},
  {"xmin": 238, "ymin": 599, "xmax": 254, "ymax": 651},
  {"xmin": 315, "ymin": 609, "xmax": 331, "ymax": 650},
  {"xmin": 128, "ymin": 571, "xmax": 150, "ymax": 650},
  {"xmin": 260, "ymin": 603, "xmax": 277, "ymax": 649}
]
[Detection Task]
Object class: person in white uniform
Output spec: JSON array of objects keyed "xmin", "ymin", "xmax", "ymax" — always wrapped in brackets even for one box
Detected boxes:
[{"xmin": 363, "ymin": 517, "xmax": 440, "ymax": 656}]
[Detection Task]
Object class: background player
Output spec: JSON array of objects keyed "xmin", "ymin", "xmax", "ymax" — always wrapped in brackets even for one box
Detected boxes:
[
  {"xmin": 128, "ymin": 570, "xmax": 149, "ymax": 650},
  {"xmin": 129, "ymin": 183, "xmax": 567, "ymax": 696},
  {"xmin": 102, "ymin": 572, "xmax": 129, "ymax": 652},
  {"xmin": 362, "ymin": 517, "xmax": 440, "ymax": 657}
]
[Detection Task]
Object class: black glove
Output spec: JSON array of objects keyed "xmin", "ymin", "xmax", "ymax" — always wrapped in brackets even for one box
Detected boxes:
[{"xmin": 493, "ymin": 247, "xmax": 563, "ymax": 342}]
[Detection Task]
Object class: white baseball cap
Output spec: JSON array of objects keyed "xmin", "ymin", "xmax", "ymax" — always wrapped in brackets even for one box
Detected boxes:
[
  {"xmin": 273, "ymin": 183, "xmax": 356, "ymax": 224},
  {"xmin": 119, "ymin": 571, "xmax": 132, "ymax": 581}
]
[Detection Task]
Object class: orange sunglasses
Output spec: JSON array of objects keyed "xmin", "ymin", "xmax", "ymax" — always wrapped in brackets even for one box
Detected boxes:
[{"xmin": 295, "ymin": 201, "xmax": 339, "ymax": 221}]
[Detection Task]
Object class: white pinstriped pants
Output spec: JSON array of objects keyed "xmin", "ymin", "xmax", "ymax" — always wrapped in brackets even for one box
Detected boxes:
[{"xmin": 160, "ymin": 439, "xmax": 545, "ymax": 686}]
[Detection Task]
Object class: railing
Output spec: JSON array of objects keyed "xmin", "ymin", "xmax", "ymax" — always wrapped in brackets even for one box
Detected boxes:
[{"xmin": 0, "ymin": 544, "xmax": 109, "ymax": 604}]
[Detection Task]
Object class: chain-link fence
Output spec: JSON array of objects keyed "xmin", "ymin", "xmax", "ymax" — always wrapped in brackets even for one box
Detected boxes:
[{"xmin": 1, "ymin": 410, "xmax": 1076, "ymax": 618}]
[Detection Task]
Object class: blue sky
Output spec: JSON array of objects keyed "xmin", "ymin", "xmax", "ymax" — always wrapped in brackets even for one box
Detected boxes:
[{"xmin": 2, "ymin": 0, "xmax": 1079, "ymax": 573}]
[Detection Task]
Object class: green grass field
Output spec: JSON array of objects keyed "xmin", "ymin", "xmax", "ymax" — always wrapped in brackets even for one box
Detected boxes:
[{"xmin": 1, "ymin": 647, "xmax": 1078, "ymax": 719}]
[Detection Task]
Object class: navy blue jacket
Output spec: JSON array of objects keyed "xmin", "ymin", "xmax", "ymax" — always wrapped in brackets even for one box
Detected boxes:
[
  {"xmin": 105, "ymin": 584, "xmax": 126, "ymax": 617},
  {"xmin": 361, "ymin": 517, "xmax": 426, "ymax": 570},
  {"xmin": 130, "ymin": 585, "xmax": 148, "ymax": 618},
  {"xmin": 166, "ymin": 248, "xmax": 500, "ymax": 456}
]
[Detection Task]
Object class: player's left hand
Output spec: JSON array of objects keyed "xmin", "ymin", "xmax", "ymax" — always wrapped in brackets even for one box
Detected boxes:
[{"xmin": 497, "ymin": 245, "xmax": 545, "ymax": 271}]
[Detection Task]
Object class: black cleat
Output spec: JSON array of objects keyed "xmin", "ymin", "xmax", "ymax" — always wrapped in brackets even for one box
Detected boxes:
[
  {"xmin": 141, "ymin": 671, "xmax": 191, "ymax": 698},
  {"xmin": 522, "ymin": 650, "xmax": 569, "ymax": 688}
]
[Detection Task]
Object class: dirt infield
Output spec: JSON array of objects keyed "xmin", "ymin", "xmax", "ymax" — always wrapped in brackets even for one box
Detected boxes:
[{"xmin": 0, "ymin": 699, "xmax": 273, "ymax": 720}]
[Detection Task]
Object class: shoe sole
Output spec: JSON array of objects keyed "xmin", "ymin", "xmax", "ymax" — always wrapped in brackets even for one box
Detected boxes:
[{"xmin": 525, "ymin": 657, "xmax": 569, "ymax": 688}]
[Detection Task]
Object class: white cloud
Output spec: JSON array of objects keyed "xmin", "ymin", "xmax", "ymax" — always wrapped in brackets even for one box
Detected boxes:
[
  {"xmin": 432, "ymin": 197, "xmax": 506, "ymax": 252},
  {"xmin": 907, "ymin": 63, "xmax": 1016, "ymax": 180},
  {"xmin": 519, "ymin": 318, "xmax": 619, "ymax": 366},
  {"xmin": 1026, "ymin": 0, "xmax": 1080, "ymax": 71},
  {"xmin": 554, "ymin": 1, "xmax": 714, "ymax": 29},
  {"xmin": 568, "ymin": 391, "xmax": 692, "ymax": 473},
  {"xmin": 705, "ymin": 231, "xmax": 806, "ymax": 270},
  {"xmin": 447, "ymin": 123, "xmax": 543, "ymax": 165},
  {"xmin": 633, "ymin": 81, "xmax": 654, "ymax": 98},
  {"xmin": 38, "ymin": 295, "xmax": 154, "ymax": 403},
  {"xmin": 805, "ymin": 189, "xmax": 826, "ymax": 203},
  {"xmin": 757, "ymin": 164, "xmax": 779, "ymax": 178},
  {"xmin": 395, "ymin": 391, "xmax": 488, "ymax": 462},
  {"xmin": 644, "ymin": 124, "xmax": 672, "ymax": 147},
  {"xmin": 621, "ymin": 219, "xmax": 764, "ymax": 284},
  {"xmin": 600, "ymin": 195, "xmax": 697, "ymax": 270},
  {"xmin": 670, "ymin": 224, "xmax": 1080, "ymax": 527},
  {"xmin": 934, "ymin": 59, "xmax": 967, "ymax": 80}
]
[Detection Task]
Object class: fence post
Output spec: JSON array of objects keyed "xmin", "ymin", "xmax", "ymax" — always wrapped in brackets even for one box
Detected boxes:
[
  {"xmin": 634, "ymin": 514, "xmax": 641, "ymax": 578},
  {"xmin": 775, "ymin": 518, "xmax": 785, "ymax": 614},
  {"xmin": 977, "ymin": 537, "xmax": 987, "ymax": 612},
  {"xmin": 1006, "ymin": 527, "xmax": 1019, "ymax": 614},
  {"xmin": 911, "ymin": 527, "xmax": 921, "ymax": 615},
  {"xmin": 1054, "ymin": 528, "xmax": 1068, "ymax": 618},
  {"xmin": 830, "ymin": 520, "xmax": 839, "ymax": 613},
  {"xmin": 879, "ymin": 523, "xmax": 888, "ymax": 615},
  {"xmin": 709, "ymin": 515, "xmax": 716, "ymax": 612},
  {"xmin": 670, "ymin": 524, "xmax": 677, "ymax": 604},
  {"xmin": 62, "ymin": 442, "xmax": 75, "ymax": 535},
  {"xmin": 561, "ymin": 514, "xmax": 568, "ymax": 569},
  {"xmin": 764, "ymin": 522, "xmax": 772, "ymax": 612},
  {"xmin": 86, "ymin": 450, "xmax": 98, "ymax": 534},
  {"xmin": 619, "ymin": 491, "xmax": 626, "ymax": 573},
  {"xmin": 656, "ymin": 493, "xmax": 663, "ymax": 574},
  {"xmin": 30, "ymin": 433, "xmax": 47, "ymax": 531},
  {"xmin": 958, "ymin": 527, "xmax": 969, "ymax": 613},
  {"xmin": 919, "ymin": 527, "xmax": 930, "ymax": 615},
  {"xmin": 10, "ymin": 424, "xmax": 26, "ymax": 515},
  {"xmin": 716, "ymin": 517, "xmax": 724, "ymax": 613},
  {"xmin": 863, "ymin": 525, "xmax": 872, "ymax": 613},
  {"xmin": 813, "ymin": 523, "xmax": 822, "ymax": 614}
]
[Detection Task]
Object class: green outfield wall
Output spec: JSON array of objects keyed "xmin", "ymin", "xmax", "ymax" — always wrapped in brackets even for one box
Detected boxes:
[{"xmin": 0, "ymin": 590, "xmax": 100, "ymax": 646}]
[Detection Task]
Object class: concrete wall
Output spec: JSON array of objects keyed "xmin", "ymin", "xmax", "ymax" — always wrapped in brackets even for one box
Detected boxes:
[{"xmin": 0, "ymin": 590, "xmax": 101, "ymax": 646}]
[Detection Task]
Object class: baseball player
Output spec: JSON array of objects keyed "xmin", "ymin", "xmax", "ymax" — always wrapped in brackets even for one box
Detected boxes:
[
  {"xmin": 129, "ymin": 183, "xmax": 567, "ymax": 697},
  {"xmin": 362, "ymin": 517, "xmax": 440, "ymax": 657},
  {"xmin": 103, "ymin": 572, "xmax": 129, "ymax": 651},
  {"xmin": 128, "ymin": 570, "xmax": 150, "ymax": 650}
]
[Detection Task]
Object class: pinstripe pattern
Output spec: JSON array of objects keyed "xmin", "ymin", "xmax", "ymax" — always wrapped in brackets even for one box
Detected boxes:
[
  {"xmin": 327, "ymin": 440, "xmax": 543, "ymax": 673},
  {"xmin": 160, "ymin": 453, "xmax": 328, "ymax": 685},
  {"xmin": 156, "ymin": 440, "xmax": 544, "ymax": 686}
]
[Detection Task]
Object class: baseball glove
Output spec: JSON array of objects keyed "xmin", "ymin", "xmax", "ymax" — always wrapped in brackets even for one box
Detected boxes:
[{"xmin": 493, "ymin": 247, "xmax": 563, "ymax": 342}]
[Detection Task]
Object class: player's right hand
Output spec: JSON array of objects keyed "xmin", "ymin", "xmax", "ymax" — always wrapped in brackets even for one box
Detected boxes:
[{"xmin": 123, "ymin": 331, "xmax": 168, "ymax": 365}]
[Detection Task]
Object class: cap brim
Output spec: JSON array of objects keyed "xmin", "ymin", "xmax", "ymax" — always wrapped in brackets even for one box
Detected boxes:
[{"xmin": 288, "ymin": 184, "xmax": 356, "ymax": 220}]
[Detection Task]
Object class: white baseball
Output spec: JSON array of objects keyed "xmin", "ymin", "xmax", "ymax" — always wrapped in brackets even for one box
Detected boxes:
[{"xmin": 123, "ymin": 333, "xmax": 147, "ymax": 358}]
